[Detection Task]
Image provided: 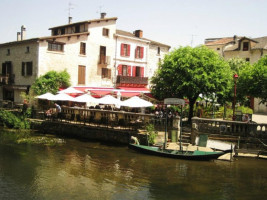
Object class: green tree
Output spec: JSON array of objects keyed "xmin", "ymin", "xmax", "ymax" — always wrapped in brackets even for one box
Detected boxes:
[
  {"xmin": 238, "ymin": 55, "xmax": 267, "ymax": 104},
  {"xmin": 31, "ymin": 70, "xmax": 71, "ymax": 95},
  {"xmin": 151, "ymin": 46, "xmax": 232, "ymax": 122}
]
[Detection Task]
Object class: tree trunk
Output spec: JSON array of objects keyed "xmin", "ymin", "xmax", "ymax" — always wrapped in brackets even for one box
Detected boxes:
[{"xmin": 188, "ymin": 97, "xmax": 197, "ymax": 124}]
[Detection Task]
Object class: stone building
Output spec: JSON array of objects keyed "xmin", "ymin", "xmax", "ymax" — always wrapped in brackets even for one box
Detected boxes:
[
  {"xmin": 0, "ymin": 14, "xmax": 170, "ymax": 103},
  {"xmin": 205, "ymin": 35, "xmax": 267, "ymax": 113}
]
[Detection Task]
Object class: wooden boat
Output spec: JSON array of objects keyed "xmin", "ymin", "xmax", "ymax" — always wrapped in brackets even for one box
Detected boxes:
[
  {"xmin": 128, "ymin": 98, "xmax": 231, "ymax": 161},
  {"xmin": 129, "ymin": 143, "xmax": 232, "ymax": 161}
]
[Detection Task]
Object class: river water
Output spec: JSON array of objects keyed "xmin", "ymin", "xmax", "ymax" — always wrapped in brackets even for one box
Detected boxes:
[{"xmin": 0, "ymin": 132, "xmax": 266, "ymax": 200}]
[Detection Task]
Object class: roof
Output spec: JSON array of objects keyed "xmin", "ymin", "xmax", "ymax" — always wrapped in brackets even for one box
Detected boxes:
[
  {"xmin": 0, "ymin": 32, "xmax": 90, "ymax": 47},
  {"xmin": 116, "ymin": 29, "xmax": 171, "ymax": 49},
  {"xmin": 49, "ymin": 17, "xmax": 118, "ymax": 30},
  {"xmin": 205, "ymin": 37, "xmax": 237, "ymax": 46},
  {"xmin": 252, "ymin": 36, "xmax": 267, "ymax": 50}
]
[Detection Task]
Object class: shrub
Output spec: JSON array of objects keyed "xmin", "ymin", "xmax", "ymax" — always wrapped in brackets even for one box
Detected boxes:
[
  {"xmin": 146, "ymin": 124, "xmax": 158, "ymax": 145},
  {"xmin": 0, "ymin": 110, "xmax": 30, "ymax": 129}
]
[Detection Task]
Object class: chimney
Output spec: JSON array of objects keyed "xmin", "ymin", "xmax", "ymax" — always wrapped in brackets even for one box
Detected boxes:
[
  {"xmin": 233, "ymin": 35, "xmax": 237, "ymax": 43},
  {"xmin": 68, "ymin": 16, "xmax": 72, "ymax": 24},
  {"xmin": 17, "ymin": 32, "xmax": 21, "ymax": 41},
  {"xmin": 100, "ymin": 12, "xmax": 106, "ymax": 19},
  {"xmin": 21, "ymin": 25, "xmax": 26, "ymax": 40},
  {"xmin": 134, "ymin": 30, "xmax": 143, "ymax": 38}
]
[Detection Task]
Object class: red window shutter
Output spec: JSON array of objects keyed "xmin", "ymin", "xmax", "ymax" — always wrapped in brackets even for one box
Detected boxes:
[
  {"xmin": 141, "ymin": 67, "xmax": 144, "ymax": 77},
  {"xmin": 141, "ymin": 47, "xmax": 144, "ymax": 58},
  {"xmin": 127, "ymin": 66, "xmax": 131, "ymax": 76},
  {"xmin": 118, "ymin": 65, "xmax": 122, "ymax": 75},
  {"xmin": 127, "ymin": 44, "xmax": 130, "ymax": 56},
  {"xmin": 120, "ymin": 44, "xmax": 124, "ymax": 56},
  {"xmin": 132, "ymin": 66, "xmax": 136, "ymax": 77},
  {"xmin": 135, "ymin": 47, "xmax": 137, "ymax": 58}
]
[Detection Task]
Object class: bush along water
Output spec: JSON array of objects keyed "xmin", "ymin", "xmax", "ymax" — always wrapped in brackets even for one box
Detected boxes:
[
  {"xmin": 0, "ymin": 109, "xmax": 30, "ymax": 129},
  {"xmin": 146, "ymin": 124, "xmax": 158, "ymax": 145}
]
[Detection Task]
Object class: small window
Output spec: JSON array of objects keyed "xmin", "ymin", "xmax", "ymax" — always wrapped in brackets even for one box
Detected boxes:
[
  {"xmin": 21, "ymin": 62, "xmax": 33, "ymax": 76},
  {"xmin": 135, "ymin": 46, "xmax": 144, "ymax": 59},
  {"xmin": 101, "ymin": 68, "xmax": 111, "ymax": 79},
  {"xmin": 121, "ymin": 44, "xmax": 130, "ymax": 57},
  {"xmin": 53, "ymin": 29, "xmax": 58, "ymax": 36},
  {"xmin": 157, "ymin": 47, "xmax": 160, "ymax": 55},
  {"xmin": 122, "ymin": 65, "xmax": 128, "ymax": 76},
  {"xmin": 75, "ymin": 25, "xmax": 80, "ymax": 33},
  {"xmin": 26, "ymin": 46, "xmax": 30, "ymax": 53},
  {"xmin": 60, "ymin": 28, "xmax": 65, "ymax": 35},
  {"xmin": 243, "ymin": 42, "xmax": 249, "ymax": 51},
  {"xmin": 217, "ymin": 48, "xmax": 220, "ymax": 50},
  {"xmin": 245, "ymin": 58, "xmax": 250, "ymax": 62},
  {"xmin": 7, "ymin": 49, "xmax": 10, "ymax": 55},
  {"xmin": 48, "ymin": 42, "xmax": 64, "ymax": 52},
  {"xmin": 102, "ymin": 28, "xmax": 109, "ymax": 37},
  {"xmin": 80, "ymin": 42, "xmax": 86, "ymax": 55}
]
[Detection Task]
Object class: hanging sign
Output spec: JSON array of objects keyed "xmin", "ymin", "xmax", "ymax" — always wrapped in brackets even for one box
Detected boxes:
[{"xmin": 164, "ymin": 98, "xmax": 185, "ymax": 106}]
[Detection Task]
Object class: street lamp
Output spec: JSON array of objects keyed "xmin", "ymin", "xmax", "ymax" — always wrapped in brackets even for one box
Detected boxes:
[{"xmin": 232, "ymin": 74, "xmax": 239, "ymax": 121}]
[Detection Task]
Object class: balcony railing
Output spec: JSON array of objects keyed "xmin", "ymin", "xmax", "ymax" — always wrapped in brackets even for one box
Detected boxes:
[
  {"xmin": 98, "ymin": 55, "xmax": 110, "ymax": 65},
  {"xmin": 116, "ymin": 75, "xmax": 148, "ymax": 86},
  {"xmin": 0, "ymin": 74, "xmax": 15, "ymax": 85}
]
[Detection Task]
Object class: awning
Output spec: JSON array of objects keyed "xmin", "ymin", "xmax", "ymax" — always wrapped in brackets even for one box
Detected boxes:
[
  {"xmin": 117, "ymin": 86, "xmax": 150, "ymax": 93},
  {"xmin": 120, "ymin": 92, "xmax": 140, "ymax": 97},
  {"xmin": 90, "ymin": 90, "xmax": 111, "ymax": 96}
]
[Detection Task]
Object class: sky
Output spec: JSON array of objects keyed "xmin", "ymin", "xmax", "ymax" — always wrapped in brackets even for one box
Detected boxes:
[{"xmin": 0, "ymin": 0, "xmax": 266, "ymax": 48}]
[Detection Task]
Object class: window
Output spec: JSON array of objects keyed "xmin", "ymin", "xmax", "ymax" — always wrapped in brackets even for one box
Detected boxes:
[
  {"xmin": 102, "ymin": 28, "xmax": 109, "ymax": 37},
  {"xmin": 157, "ymin": 47, "xmax": 160, "ymax": 55},
  {"xmin": 60, "ymin": 28, "xmax": 65, "ymax": 35},
  {"xmin": 26, "ymin": 46, "xmax": 30, "ymax": 53},
  {"xmin": 243, "ymin": 42, "xmax": 249, "ymax": 51},
  {"xmin": 217, "ymin": 48, "xmax": 220, "ymax": 50},
  {"xmin": 48, "ymin": 42, "xmax": 64, "ymax": 52},
  {"xmin": 53, "ymin": 29, "xmax": 58, "ymax": 36},
  {"xmin": 75, "ymin": 25, "xmax": 80, "ymax": 33},
  {"xmin": 80, "ymin": 42, "xmax": 86, "ymax": 55},
  {"xmin": 102, "ymin": 68, "xmax": 111, "ymax": 79},
  {"xmin": 120, "ymin": 43, "xmax": 130, "ymax": 57},
  {"xmin": 133, "ymin": 66, "xmax": 144, "ymax": 77},
  {"xmin": 246, "ymin": 58, "xmax": 250, "ymax": 62},
  {"xmin": 122, "ymin": 65, "xmax": 128, "ymax": 76},
  {"xmin": 78, "ymin": 65, "xmax": 86, "ymax": 85},
  {"xmin": 21, "ymin": 62, "xmax": 33, "ymax": 76},
  {"xmin": 135, "ymin": 46, "xmax": 144, "ymax": 59},
  {"xmin": 7, "ymin": 49, "xmax": 10, "ymax": 55}
]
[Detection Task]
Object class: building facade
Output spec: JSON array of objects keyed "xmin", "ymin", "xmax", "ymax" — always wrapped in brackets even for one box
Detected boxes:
[
  {"xmin": 205, "ymin": 35, "xmax": 267, "ymax": 113},
  {"xmin": 0, "ymin": 14, "xmax": 170, "ymax": 103}
]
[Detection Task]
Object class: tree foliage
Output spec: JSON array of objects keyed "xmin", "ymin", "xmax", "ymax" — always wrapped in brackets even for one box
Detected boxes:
[
  {"xmin": 31, "ymin": 70, "xmax": 71, "ymax": 95},
  {"xmin": 238, "ymin": 55, "xmax": 267, "ymax": 104},
  {"xmin": 151, "ymin": 46, "xmax": 232, "ymax": 122}
]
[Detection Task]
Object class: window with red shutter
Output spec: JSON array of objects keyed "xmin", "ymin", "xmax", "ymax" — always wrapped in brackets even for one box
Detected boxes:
[
  {"xmin": 140, "ymin": 47, "xmax": 144, "ymax": 58},
  {"xmin": 120, "ymin": 44, "xmax": 124, "ymax": 56},
  {"xmin": 127, "ymin": 66, "xmax": 131, "ymax": 76},
  {"xmin": 118, "ymin": 65, "xmax": 122, "ymax": 75},
  {"xmin": 127, "ymin": 45, "xmax": 131, "ymax": 56},
  {"xmin": 132, "ymin": 66, "xmax": 136, "ymax": 77},
  {"xmin": 141, "ymin": 67, "xmax": 144, "ymax": 77}
]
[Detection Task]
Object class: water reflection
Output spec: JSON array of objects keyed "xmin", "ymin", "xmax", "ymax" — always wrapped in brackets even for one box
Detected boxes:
[{"xmin": 0, "ymin": 135, "xmax": 267, "ymax": 200}]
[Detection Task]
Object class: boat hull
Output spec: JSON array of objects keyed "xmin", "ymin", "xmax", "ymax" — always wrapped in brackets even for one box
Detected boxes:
[{"xmin": 129, "ymin": 144, "xmax": 229, "ymax": 161}]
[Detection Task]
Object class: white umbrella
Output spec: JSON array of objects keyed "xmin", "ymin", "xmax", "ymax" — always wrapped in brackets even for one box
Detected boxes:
[
  {"xmin": 98, "ymin": 95, "xmax": 121, "ymax": 105},
  {"xmin": 73, "ymin": 94, "xmax": 99, "ymax": 104},
  {"xmin": 121, "ymin": 96, "xmax": 153, "ymax": 108},
  {"xmin": 58, "ymin": 87, "xmax": 83, "ymax": 94},
  {"xmin": 48, "ymin": 93, "xmax": 75, "ymax": 101},
  {"xmin": 36, "ymin": 92, "xmax": 55, "ymax": 100}
]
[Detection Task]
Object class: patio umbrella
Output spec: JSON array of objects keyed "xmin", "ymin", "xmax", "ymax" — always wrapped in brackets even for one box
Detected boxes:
[
  {"xmin": 121, "ymin": 96, "xmax": 153, "ymax": 108},
  {"xmin": 36, "ymin": 92, "xmax": 55, "ymax": 100},
  {"xmin": 98, "ymin": 95, "xmax": 121, "ymax": 105},
  {"xmin": 47, "ymin": 93, "xmax": 75, "ymax": 101},
  {"xmin": 73, "ymin": 94, "xmax": 99, "ymax": 104},
  {"xmin": 58, "ymin": 87, "xmax": 83, "ymax": 94}
]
